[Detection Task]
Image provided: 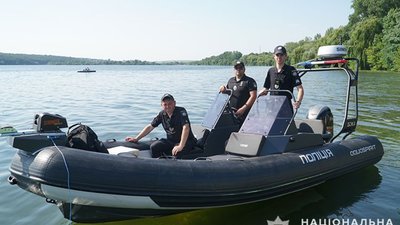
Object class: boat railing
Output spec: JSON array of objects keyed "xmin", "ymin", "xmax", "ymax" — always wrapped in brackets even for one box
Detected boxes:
[{"xmin": 296, "ymin": 57, "xmax": 359, "ymax": 142}]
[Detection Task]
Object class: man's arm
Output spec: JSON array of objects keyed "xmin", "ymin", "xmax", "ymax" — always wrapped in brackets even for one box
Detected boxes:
[
  {"xmin": 293, "ymin": 84, "xmax": 304, "ymax": 109},
  {"xmin": 236, "ymin": 90, "xmax": 257, "ymax": 117},
  {"xmin": 246, "ymin": 90, "xmax": 257, "ymax": 107},
  {"xmin": 125, "ymin": 124, "xmax": 155, "ymax": 142}
]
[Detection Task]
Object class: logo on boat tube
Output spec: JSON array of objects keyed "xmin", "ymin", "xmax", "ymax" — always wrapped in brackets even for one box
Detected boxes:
[
  {"xmin": 350, "ymin": 145, "xmax": 376, "ymax": 156},
  {"xmin": 299, "ymin": 149, "xmax": 334, "ymax": 164}
]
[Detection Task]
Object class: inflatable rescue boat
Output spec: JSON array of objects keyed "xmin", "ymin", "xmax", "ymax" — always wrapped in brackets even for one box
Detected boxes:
[{"xmin": 4, "ymin": 46, "xmax": 384, "ymax": 223}]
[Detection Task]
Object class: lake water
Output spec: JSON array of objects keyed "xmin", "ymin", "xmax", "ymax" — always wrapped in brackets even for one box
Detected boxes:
[{"xmin": 0, "ymin": 65, "xmax": 399, "ymax": 225}]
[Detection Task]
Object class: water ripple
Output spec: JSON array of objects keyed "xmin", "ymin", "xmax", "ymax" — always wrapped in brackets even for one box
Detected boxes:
[{"xmin": 0, "ymin": 65, "xmax": 399, "ymax": 224}]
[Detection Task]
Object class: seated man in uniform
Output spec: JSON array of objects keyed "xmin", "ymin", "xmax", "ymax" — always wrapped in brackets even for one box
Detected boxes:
[{"xmin": 125, "ymin": 93, "xmax": 196, "ymax": 158}]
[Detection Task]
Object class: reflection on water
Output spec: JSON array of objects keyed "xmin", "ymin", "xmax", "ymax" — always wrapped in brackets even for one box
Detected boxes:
[
  {"xmin": 357, "ymin": 72, "xmax": 400, "ymax": 169},
  {"xmin": 0, "ymin": 66, "xmax": 399, "ymax": 225}
]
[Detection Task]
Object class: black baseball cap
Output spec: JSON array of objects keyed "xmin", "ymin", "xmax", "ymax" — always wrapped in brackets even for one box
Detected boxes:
[
  {"xmin": 274, "ymin": 45, "xmax": 287, "ymax": 55},
  {"xmin": 234, "ymin": 61, "xmax": 245, "ymax": 69},
  {"xmin": 161, "ymin": 93, "xmax": 174, "ymax": 101}
]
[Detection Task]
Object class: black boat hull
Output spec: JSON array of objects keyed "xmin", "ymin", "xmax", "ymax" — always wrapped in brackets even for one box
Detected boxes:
[{"xmin": 8, "ymin": 135, "xmax": 383, "ymax": 223}]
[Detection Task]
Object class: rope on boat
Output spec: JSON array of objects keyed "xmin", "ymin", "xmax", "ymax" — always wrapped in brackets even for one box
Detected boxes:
[{"xmin": 48, "ymin": 136, "xmax": 73, "ymax": 223}]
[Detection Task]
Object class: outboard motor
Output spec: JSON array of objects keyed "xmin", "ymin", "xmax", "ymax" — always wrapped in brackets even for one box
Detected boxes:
[
  {"xmin": 307, "ymin": 105, "xmax": 333, "ymax": 141},
  {"xmin": 33, "ymin": 113, "xmax": 68, "ymax": 132},
  {"xmin": 8, "ymin": 113, "xmax": 68, "ymax": 153}
]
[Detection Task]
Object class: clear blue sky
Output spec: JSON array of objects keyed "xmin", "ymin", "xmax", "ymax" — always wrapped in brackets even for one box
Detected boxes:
[{"xmin": 1, "ymin": 0, "xmax": 353, "ymax": 61}]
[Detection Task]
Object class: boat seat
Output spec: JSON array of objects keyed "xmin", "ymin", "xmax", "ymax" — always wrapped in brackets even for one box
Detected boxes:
[
  {"xmin": 296, "ymin": 119, "xmax": 332, "ymax": 141},
  {"xmin": 191, "ymin": 124, "xmax": 210, "ymax": 149},
  {"xmin": 296, "ymin": 119, "xmax": 324, "ymax": 134},
  {"xmin": 108, "ymin": 146, "xmax": 140, "ymax": 156}
]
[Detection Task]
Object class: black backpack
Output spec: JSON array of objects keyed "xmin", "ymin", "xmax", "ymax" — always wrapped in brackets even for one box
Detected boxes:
[{"xmin": 66, "ymin": 123, "xmax": 108, "ymax": 153}]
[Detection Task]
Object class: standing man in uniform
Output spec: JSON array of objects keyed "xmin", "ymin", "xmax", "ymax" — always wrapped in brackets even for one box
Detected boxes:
[
  {"xmin": 219, "ymin": 61, "xmax": 257, "ymax": 124},
  {"xmin": 259, "ymin": 45, "xmax": 304, "ymax": 112},
  {"xmin": 125, "ymin": 93, "xmax": 196, "ymax": 158}
]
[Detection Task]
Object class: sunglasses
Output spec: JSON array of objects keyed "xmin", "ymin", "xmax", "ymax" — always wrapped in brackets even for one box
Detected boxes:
[{"xmin": 234, "ymin": 67, "xmax": 244, "ymax": 70}]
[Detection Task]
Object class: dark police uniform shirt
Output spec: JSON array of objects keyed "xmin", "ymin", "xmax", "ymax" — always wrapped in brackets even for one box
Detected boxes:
[
  {"xmin": 151, "ymin": 106, "xmax": 196, "ymax": 144},
  {"xmin": 226, "ymin": 75, "xmax": 257, "ymax": 110},
  {"xmin": 263, "ymin": 64, "xmax": 302, "ymax": 99}
]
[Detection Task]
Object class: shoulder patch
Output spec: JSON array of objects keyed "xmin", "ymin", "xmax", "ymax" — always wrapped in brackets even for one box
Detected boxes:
[{"xmin": 180, "ymin": 110, "xmax": 187, "ymax": 117}]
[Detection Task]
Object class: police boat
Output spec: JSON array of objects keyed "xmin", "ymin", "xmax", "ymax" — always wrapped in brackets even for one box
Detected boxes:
[
  {"xmin": 77, "ymin": 67, "xmax": 96, "ymax": 73},
  {"xmin": 5, "ymin": 45, "xmax": 384, "ymax": 223}
]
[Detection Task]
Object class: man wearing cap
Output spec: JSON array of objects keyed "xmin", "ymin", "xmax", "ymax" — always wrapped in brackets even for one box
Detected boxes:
[
  {"xmin": 219, "ymin": 61, "xmax": 257, "ymax": 124},
  {"xmin": 125, "ymin": 93, "xmax": 196, "ymax": 158},
  {"xmin": 259, "ymin": 45, "xmax": 304, "ymax": 112}
]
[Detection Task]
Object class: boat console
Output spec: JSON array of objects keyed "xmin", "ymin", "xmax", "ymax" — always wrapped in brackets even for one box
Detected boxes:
[
  {"xmin": 225, "ymin": 95, "xmax": 326, "ymax": 156},
  {"xmin": 189, "ymin": 91, "xmax": 241, "ymax": 158}
]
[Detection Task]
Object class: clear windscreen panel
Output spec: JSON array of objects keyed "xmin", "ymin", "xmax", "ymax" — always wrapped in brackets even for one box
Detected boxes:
[
  {"xmin": 201, "ymin": 92, "xmax": 230, "ymax": 129},
  {"xmin": 240, "ymin": 95, "xmax": 293, "ymax": 135}
]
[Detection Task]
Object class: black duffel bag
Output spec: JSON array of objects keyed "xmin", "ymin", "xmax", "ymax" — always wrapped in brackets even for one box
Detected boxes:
[{"xmin": 66, "ymin": 123, "xmax": 108, "ymax": 153}]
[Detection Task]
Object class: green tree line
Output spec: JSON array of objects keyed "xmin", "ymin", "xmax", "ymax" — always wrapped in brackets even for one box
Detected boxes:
[
  {"xmin": 0, "ymin": 53, "xmax": 158, "ymax": 65},
  {"xmin": 194, "ymin": 0, "xmax": 400, "ymax": 72},
  {"xmin": 1, "ymin": 0, "xmax": 399, "ymax": 71}
]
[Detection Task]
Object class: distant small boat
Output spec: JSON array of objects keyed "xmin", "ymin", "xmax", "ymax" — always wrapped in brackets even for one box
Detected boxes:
[{"xmin": 77, "ymin": 67, "xmax": 96, "ymax": 73}]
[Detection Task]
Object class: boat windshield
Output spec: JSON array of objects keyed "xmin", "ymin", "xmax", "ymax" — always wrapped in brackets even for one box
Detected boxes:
[
  {"xmin": 201, "ymin": 92, "xmax": 230, "ymax": 129},
  {"xmin": 240, "ymin": 95, "xmax": 293, "ymax": 136}
]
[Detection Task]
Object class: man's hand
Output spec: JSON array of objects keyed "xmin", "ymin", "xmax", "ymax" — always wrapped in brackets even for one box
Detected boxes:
[
  {"xmin": 258, "ymin": 88, "xmax": 268, "ymax": 96},
  {"xmin": 172, "ymin": 145, "xmax": 183, "ymax": 156},
  {"xmin": 293, "ymin": 101, "xmax": 301, "ymax": 109},
  {"xmin": 125, "ymin": 136, "xmax": 138, "ymax": 143},
  {"xmin": 235, "ymin": 105, "xmax": 246, "ymax": 117}
]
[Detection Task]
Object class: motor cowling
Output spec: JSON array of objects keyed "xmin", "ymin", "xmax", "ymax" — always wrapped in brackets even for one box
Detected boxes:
[
  {"xmin": 33, "ymin": 113, "xmax": 68, "ymax": 133},
  {"xmin": 8, "ymin": 113, "xmax": 68, "ymax": 153},
  {"xmin": 307, "ymin": 105, "xmax": 334, "ymax": 140}
]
